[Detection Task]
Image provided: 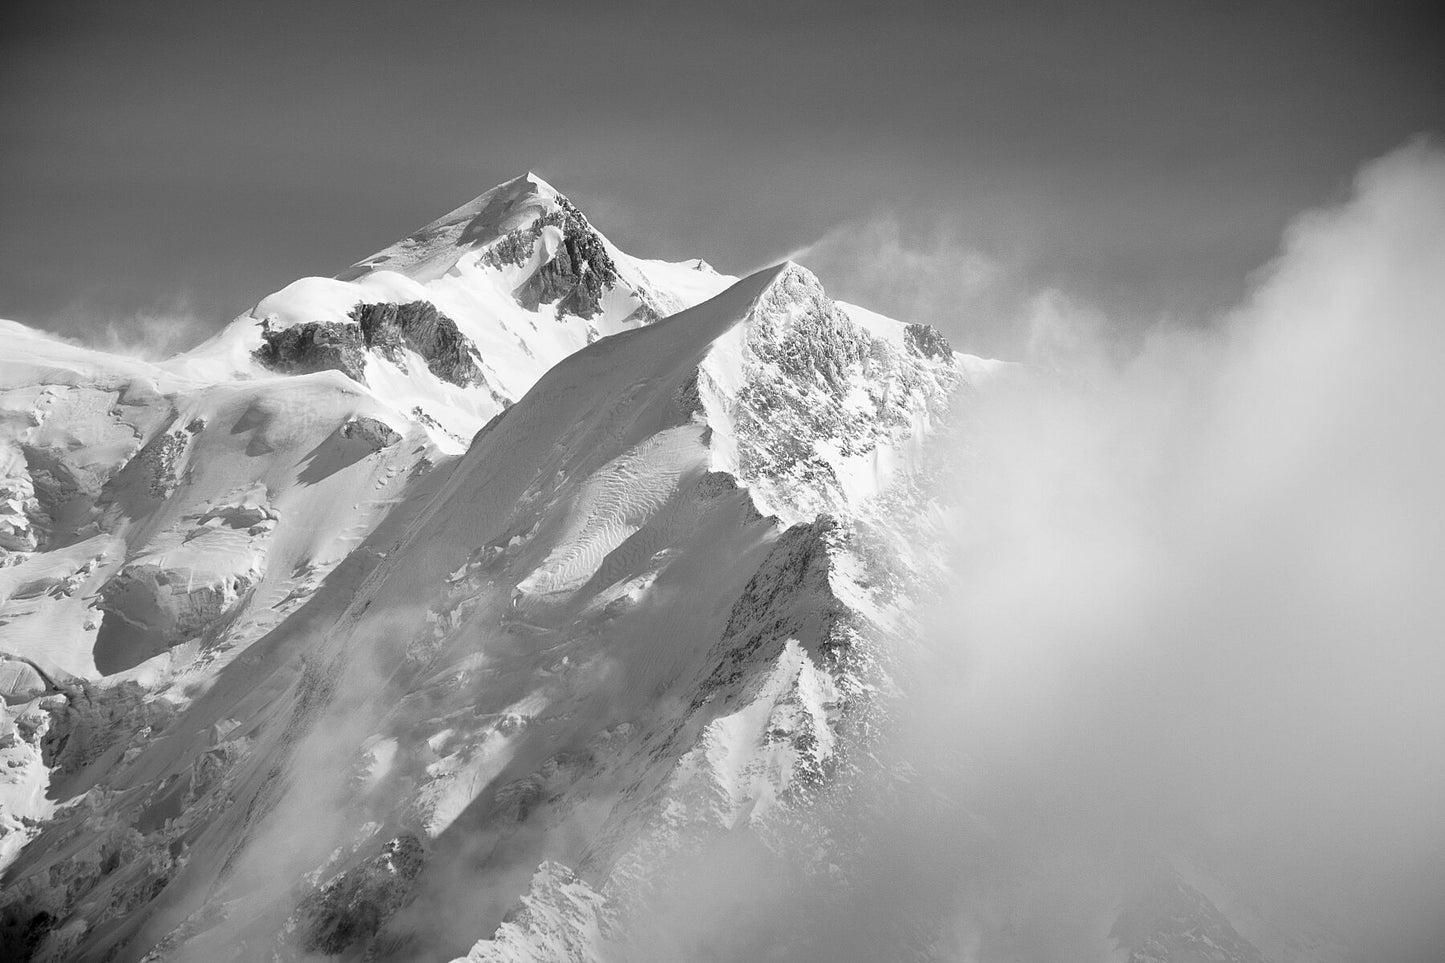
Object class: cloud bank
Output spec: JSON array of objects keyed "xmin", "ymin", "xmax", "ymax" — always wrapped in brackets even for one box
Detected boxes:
[
  {"xmin": 632, "ymin": 138, "xmax": 1445, "ymax": 962},
  {"xmin": 931, "ymin": 135, "xmax": 1445, "ymax": 960}
]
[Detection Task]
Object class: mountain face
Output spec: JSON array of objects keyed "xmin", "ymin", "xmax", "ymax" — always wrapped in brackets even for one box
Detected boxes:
[{"xmin": 0, "ymin": 177, "xmax": 1330, "ymax": 963}]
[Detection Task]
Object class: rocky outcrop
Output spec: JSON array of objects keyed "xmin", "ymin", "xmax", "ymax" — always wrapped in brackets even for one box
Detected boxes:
[
  {"xmin": 135, "ymin": 417, "xmax": 205, "ymax": 500},
  {"xmin": 484, "ymin": 195, "xmax": 620, "ymax": 320},
  {"xmin": 254, "ymin": 303, "xmax": 481, "ymax": 387},
  {"xmin": 0, "ymin": 449, "xmax": 43, "ymax": 555},
  {"xmin": 341, "ymin": 416, "xmax": 401, "ymax": 450},
  {"xmin": 0, "ymin": 680, "xmax": 182, "ymax": 961},
  {"xmin": 516, "ymin": 234, "xmax": 614, "ymax": 319},
  {"xmin": 348, "ymin": 301, "xmax": 482, "ymax": 386},
  {"xmin": 699, "ymin": 516, "xmax": 852, "ymax": 703},
  {"xmin": 254, "ymin": 320, "xmax": 368, "ymax": 381},
  {"xmin": 296, "ymin": 834, "xmax": 425, "ymax": 955},
  {"xmin": 904, "ymin": 321, "xmax": 953, "ymax": 360},
  {"xmin": 699, "ymin": 266, "xmax": 963, "ymax": 521}
]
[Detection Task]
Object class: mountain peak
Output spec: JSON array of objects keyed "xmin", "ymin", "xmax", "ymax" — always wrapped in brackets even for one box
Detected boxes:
[
  {"xmin": 338, "ymin": 172, "xmax": 573, "ymax": 284},
  {"xmin": 456, "ymin": 170, "xmax": 562, "ymax": 216},
  {"xmin": 514, "ymin": 170, "xmax": 560, "ymax": 197},
  {"xmin": 175, "ymin": 173, "xmax": 739, "ymax": 449}
]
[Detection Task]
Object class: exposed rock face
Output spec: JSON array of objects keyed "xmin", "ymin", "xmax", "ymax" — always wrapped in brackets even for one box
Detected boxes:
[
  {"xmin": 254, "ymin": 320, "xmax": 367, "ymax": 381},
  {"xmin": 135, "ymin": 417, "xmax": 205, "ymax": 500},
  {"xmin": 904, "ymin": 321, "xmax": 953, "ymax": 360},
  {"xmin": 698, "ymin": 515, "xmax": 851, "ymax": 702},
  {"xmin": 0, "ymin": 449, "xmax": 42, "ymax": 554},
  {"xmin": 296, "ymin": 834, "xmax": 425, "ymax": 955},
  {"xmin": 255, "ymin": 303, "xmax": 481, "ymax": 387},
  {"xmin": 698, "ymin": 266, "xmax": 963, "ymax": 520},
  {"xmin": 486, "ymin": 195, "xmax": 620, "ymax": 320},
  {"xmin": 348, "ymin": 301, "xmax": 482, "ymax": 386},
  {"xmin": 39, "ymin": 680, "xmax": 177, "ymax": 779},
  {"xmin": 341, "ymin": 416, "xmax": 401, "ymax": 450},
  {"xmin": 0, "ymin": 680, "xmax": 181, "ymax": 960}
]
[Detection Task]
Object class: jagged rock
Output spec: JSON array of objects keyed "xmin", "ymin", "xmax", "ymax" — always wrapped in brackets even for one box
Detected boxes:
[
  {"xmin": 348, "ymin": 301, "xmax": 482, "ymax": 386},
  {"xmin": 254, "ymin": 302, "xmax": 481, "ymax": 388},
  {"xmin": 0, "ymin": 447, "xmax": 42, "ymax": 553},
  {"xmin": 19, "ymin": 450, "xmax": 78, "ymax": 521},
  {"xmin": 297, "ymin": 834, "xmax": 425, "ymax": 954},
  {"xmin": 700, "ymin": 515, "xmax": 851, "ymax": 703},
  {"xmin": 341, "ymin": 416, "xmax": 401, "ymax": 450},
  {"xmin": 494, "ymin": 195, "xmax": 619, "ymax": 320},
  {"xmin": 0, "ymin": 788, "xmax": 179, "ymax": 960},
  {"xmin": 136, "ymin": 419, "xmax": 203, "ymax": 499},
  {"xmin": 23, "ymin": 916, "xmax": 85, "ymax": 963},
  {"xmin": 904, "ymin": 321, "xmax": 953, "ymax": 360},
  {"xmin": 697, "ymin": 266, "xmax": 963, "ymax": 520},
  {"xmin": 254, "ymin": 319, "xmax": 368, "ymax": 381}
]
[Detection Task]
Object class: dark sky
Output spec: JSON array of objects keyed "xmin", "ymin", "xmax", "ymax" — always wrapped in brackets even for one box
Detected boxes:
[{"xmin": 2, "ymin": 0, "xmax": 1441, "ymax": 356}]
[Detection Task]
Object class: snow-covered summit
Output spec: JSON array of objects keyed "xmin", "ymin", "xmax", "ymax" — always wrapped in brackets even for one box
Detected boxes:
[
  {"xmin": 170, "ymin": 174, "xmax": 735, "ymax": 452},
  {"xmin": 339, "ymin": 171, "xmax": 569, "ymax": 283}
]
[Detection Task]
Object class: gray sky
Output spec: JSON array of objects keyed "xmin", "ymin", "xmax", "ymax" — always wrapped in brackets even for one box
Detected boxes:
[{"xmin": 2, "ymin": 0, "xmax": 1441, "ymax": 356}]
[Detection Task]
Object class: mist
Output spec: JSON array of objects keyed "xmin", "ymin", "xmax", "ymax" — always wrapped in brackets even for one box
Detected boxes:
[
  {"xmin": 624, "ymin": 140, "xmax": 1445, "ymax": 962},
  {"xmin": 788, "ymin": 218, "xmax": 1019, "ymax": 359}
]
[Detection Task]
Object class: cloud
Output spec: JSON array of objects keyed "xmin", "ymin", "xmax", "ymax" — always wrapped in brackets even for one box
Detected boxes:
[
  {"xmin": 87, "ymin": 296, "xmax": 211, "ymax": 359},
  {"xmin": 790, "ymin": 216, "xmax": 1026, "ymax": 358},
  {"xmin": 929, "ymin": 135, "xmax": 1445, "ymax": 962},
  {"xmin": 625, "ymin": 137, "xmax": 1445, "ymax": 962},
  {"xmin": 31, "ymin": 292, "xmax": 214, "ymax": 359}
]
